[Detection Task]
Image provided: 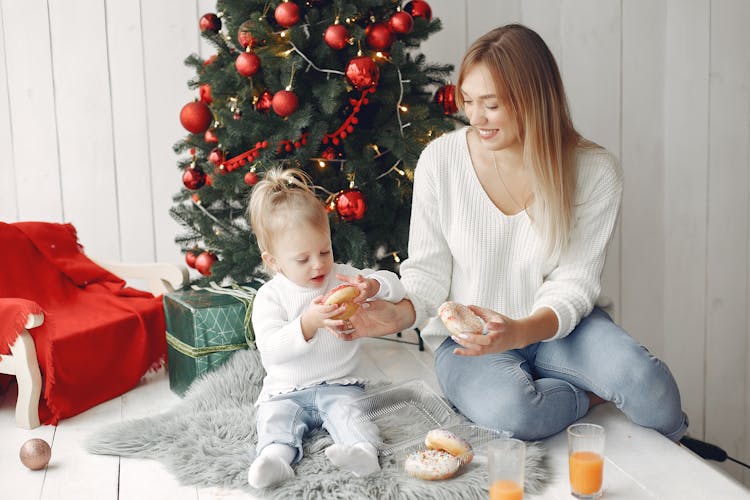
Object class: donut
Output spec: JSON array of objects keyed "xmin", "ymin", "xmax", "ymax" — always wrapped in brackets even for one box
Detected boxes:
[
  {"xmin": 404, "ymin": 449, "xmax": 461, "ymax": 480},
  {"xmin": 323, "ymin": 284, "xmax": 360, "ymax": 320},
  {"xmin": 438, "ymin": 301, "xmax": 483, "ymax": 336},
  {"xmin": 425, "ymin": 429, "xmax": 474, "ymax": 464}
]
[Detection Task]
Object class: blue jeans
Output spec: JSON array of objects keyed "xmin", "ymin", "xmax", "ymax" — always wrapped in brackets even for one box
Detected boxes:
[
  {"xmin": 434, "ymin": 308, "xmax": 689, "ymax": 441},
  {"xmin": 255, "ymin": 383, "xmax": 380, "ymax": 463}
]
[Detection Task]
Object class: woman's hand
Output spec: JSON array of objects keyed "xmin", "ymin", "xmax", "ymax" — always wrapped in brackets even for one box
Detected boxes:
[
  {"xmin": 450, "ymin": 305, "xmax": 522, "ymax": 356},
  {"xmin": 326, "ymin": 299, "xmax": 416, "ymax": 341},
  {"xmin": 450, "ymin": 305, "xmax": 559, "ymax": 356}
]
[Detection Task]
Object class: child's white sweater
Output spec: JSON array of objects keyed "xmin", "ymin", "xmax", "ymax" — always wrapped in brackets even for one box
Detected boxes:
[{"xmin": 252, "ymin": 263, "xmax": 405, "ymax": 402}]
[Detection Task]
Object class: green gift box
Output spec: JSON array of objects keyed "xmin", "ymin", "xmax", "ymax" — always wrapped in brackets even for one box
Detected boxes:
[{"xmin": 163, "ymin": 285, "xmax": 257, "ymax": 396}]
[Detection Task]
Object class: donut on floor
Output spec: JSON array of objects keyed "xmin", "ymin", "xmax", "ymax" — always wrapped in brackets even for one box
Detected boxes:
[
  {"xmin": 404, "ymin": 449, "xmax": 461, "ymax": 480},
  {"xmin": 425, "ymin": 428, "xmax": 474, "ymax": 464}
]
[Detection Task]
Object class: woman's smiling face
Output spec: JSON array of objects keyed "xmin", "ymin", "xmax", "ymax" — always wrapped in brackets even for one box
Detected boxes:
[{"xmin": 460, "ymin": 63, "xmax": 521, "ymax": 152}]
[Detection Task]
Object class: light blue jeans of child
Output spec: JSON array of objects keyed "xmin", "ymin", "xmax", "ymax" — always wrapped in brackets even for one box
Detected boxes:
[
  {"xmin": 255, "ymin": 383, "xmax": 380, "ymax": 463},
  {"xmin": 434, "ymin": 307, "xmax": 689, "ymax": 441}
]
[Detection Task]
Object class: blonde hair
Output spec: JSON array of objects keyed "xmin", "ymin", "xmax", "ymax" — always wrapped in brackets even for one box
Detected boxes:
[
  {"xmin": 456, "ymin": 24, "xmax": 588, "ymax": 256},
  {"xmin": 247, "ymin": 167, "xmax": 329, "ymax": 255}
]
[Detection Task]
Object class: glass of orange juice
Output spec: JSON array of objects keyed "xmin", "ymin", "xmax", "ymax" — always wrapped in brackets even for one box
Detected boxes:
[
  {"xmin": 567, "ymin": 423, "xmax": 605, "ymax": 499},
  {"xmin": 488, "ymin": 437, "xmax": 525, "ymax": 500}
]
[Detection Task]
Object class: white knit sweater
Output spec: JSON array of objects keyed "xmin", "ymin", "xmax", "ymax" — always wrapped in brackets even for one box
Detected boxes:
[
  {"xmin": 252, "ymin": 263, "xmax": 405, "ymax": 402},
  {"xmin": 400, "ymin": 127, "xmax": 623, "ymax": 352}
]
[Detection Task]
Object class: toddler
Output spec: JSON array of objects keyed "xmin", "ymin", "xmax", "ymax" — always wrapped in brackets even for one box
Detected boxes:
[{"xmin": 246, "ymin": 167, "xmax": 405, "ymax": 488}]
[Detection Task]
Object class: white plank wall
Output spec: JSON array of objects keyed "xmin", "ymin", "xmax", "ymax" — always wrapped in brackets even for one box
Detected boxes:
[{"xmin": 0, "ymin": 0, "xmax": 748, "ymax": 486}]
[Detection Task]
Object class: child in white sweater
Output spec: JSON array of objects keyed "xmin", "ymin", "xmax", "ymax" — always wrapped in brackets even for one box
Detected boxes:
[{"xmin": 246, "ymin": 167, "xmax": 405, "ymax": 489}]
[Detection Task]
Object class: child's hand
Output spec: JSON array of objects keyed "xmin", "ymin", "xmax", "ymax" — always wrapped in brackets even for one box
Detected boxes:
[
  {"xmin": 335, "ymin": 274, "xmax": 380, "ymax": 302},
  {"xmin": 301, "ymin": 296, "xmax": 347, "ymax": 339}
]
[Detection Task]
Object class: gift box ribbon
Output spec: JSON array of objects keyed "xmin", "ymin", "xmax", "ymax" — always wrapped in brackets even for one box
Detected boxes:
[{"xmin": 165, "ymin": 330, "xmax": 248, "ymax": 358}]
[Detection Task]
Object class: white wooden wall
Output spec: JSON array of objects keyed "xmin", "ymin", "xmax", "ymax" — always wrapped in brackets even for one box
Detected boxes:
[{"xmin": 1, "ymin": 0, "xmax": 748, "ymax": 486}]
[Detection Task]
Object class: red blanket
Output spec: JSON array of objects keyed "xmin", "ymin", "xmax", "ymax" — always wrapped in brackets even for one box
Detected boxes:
[{"xmin": 0, "ymin": 222, "xmax": 166, "ymax": 425}]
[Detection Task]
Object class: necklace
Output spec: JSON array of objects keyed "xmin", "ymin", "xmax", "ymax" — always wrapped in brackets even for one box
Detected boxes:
[{"xmin": 491, "ymin": 153, "xmax": 526, "ymax": 211}]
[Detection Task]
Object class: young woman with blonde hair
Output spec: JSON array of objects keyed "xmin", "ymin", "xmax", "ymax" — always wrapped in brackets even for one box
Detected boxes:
[{"xmin": 330, "ymin": 24, "xmax": 688, "ymax": 441}]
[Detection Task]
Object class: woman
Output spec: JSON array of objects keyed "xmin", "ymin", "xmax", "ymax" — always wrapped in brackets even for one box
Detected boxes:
[{"xmin": 334, "ymin": 24, "xmax": 688, "ymax": 441}]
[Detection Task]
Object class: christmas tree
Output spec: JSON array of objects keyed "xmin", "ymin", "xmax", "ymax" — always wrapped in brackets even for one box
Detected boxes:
[{"xmin": 171, "ymin": 0, "xmax": 460, "ymax": 284}]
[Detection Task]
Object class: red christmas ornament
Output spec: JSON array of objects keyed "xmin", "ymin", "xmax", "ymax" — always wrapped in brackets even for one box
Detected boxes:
[
  {"xmin": 404, "ymin": 0, "xmax": 432, "ymax": 21},
  {"xmin": 335, "ymin": 188, "xmax": 367, "ymax": 221},
  {"xmin": 275, "ymin": 1, "xmax": 300, "ymax": 28},
  {"xmin": 345, "ymin": 56, "xmax": 379, "ymax": 90},
  {"xmin": 199, "ymin": 84, "xmax": 213, "ymax": 104},
  {"xmin": 244, "ymin": 171, "xmax": 259, "ymax": 185},
  {"xmin": 179, "ymin": 101, "xmax": 212, "ymax": 134},
  {"xmin": 237, "ymin": 20, "xmax": 256, "ymax": 48},
  {"xmin": 255, "ymin": 90, "xmax": 273, "ymax": 113},
  {"xmin": 324, "ymin": 23, "xmax": 350, "ymax": 50},
  {"xmin": 208, "ymin": 147, "xmax": 224, "ymax": 166},
  {"xmin": 195, "ymin": 251, "xmax": 217, "ymax": 276},
  {"xmin": 235, "ymin": 51, "xmax": 261, "ymax": 77},
  {"xmin": 389, "ymin": 11, "xmax": 414, "ymax": 34},
  {"xmin": 272, "ymin": 90, "xmax": 299, "ymax": 117},
  {"xmin": 434, "ymin": 83, "xmax": 458, "ymax": 115},
  {"xmin": 185, "ymin": 251, "xmax": 198, "ymax": 268},
  {"xmin": 204, "ymin": 128, "xmax": 219, "ymax": 143},
  {"xmin": 182, "ymin": 166, "xmax": 206, "ymax": 190},
  {"xmin": 365, "ymin": 22, "xmax": 394, "ymax": 51},
  {"xmin": 321, "ymin": 147, "xmax": 338, "ymax": 160},
  {"xmin": 199, "ymin": 13, "xmax": 222, "ymax": 33}
]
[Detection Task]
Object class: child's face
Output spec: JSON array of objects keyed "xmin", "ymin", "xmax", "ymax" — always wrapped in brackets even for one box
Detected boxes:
[{"xmin": 263, "ymin": 223, "xmax": 334, "ymax": 288}]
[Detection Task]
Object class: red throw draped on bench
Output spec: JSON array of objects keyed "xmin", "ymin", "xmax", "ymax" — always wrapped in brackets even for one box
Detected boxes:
[{"xmin": 0, "ymin": 222, "xmax": 167, "ymax": 425}]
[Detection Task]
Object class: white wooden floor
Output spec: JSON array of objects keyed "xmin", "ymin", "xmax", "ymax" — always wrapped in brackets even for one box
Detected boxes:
[{"xmin": 2, "ymin": 331, "xmax": 749, "ymax": 500}]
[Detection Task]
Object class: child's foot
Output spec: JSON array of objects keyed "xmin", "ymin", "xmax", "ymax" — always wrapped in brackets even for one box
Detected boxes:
[
  {"xmin": 247, "ymin": 455, "xmax": 294, "ymax": 488},
  {"xmin": 325, "ymin": 442, "xmax": 380, "ymax": 477}
]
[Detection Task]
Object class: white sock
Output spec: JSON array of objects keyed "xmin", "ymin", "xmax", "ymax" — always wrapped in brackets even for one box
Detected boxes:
[
  {"xmin": 325, "ymin": 442, "xmax": 380, "ymax": 477},
  {"xmin": 247, "ymin": 444, "xmax": 296, "ymax": 488}
]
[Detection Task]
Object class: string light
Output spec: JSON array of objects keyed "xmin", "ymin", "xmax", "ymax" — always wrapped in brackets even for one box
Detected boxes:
[
  {"xmin": 392, "ymin": 252, "xmax": 401, "ymax": 263},
  {"xmin": 287, "ymin": 42, "xmax": 345, "ymax": 76}
]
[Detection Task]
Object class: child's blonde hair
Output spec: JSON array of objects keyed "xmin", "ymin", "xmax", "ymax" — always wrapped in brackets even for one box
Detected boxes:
[{"xmin": 248, "ymin": 167, "xmax": 329, "ymax": 255}]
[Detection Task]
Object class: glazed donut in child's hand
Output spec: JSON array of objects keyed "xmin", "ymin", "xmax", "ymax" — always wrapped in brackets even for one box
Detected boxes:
[
  {"xmin": 438, "ymin": 301, "xmax": 484, "ymax": 336},
  {"xmin": 425, "ymin": 429, "xmax": 474, "ymax": 465},
  {"xmin": 323, "ymin": 284, "xmax": 360, "ymax": 320}
]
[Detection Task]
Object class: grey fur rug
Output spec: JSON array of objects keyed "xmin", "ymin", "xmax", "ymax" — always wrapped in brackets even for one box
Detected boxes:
[{"xmin": 86, "ymin": 349, "xmax": 550, "ymax": 499}]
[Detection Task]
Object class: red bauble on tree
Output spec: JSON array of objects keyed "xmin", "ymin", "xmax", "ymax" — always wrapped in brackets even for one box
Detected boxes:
[
  {"xmin": 199, "ymin": 84, "xmax": 213, "ymax": 104},
  {"xmin": 244, "ymin": 171, "xmax": 259, "ymax": 185},
  {"xmin": 199, "ymin": 13, "xmax": 222, "ymax": 33},
  {"xmin": 204, "ymin": 128, "xmax": 219, "ymax": 143},
  {"xmin": 324, "ymin": 23, "xmax": 350, "ymax": 50},
  {"xmin": 185, "ymin": 251, "xmax": 198, "ymax": 268},
  {"xmin": 182, "ymin": 165, "xmax": 206, "ymax": 190},
  {"xmin": 180, "ymin": 101, "xmax": 212, "ymax": 134},
  {"xmin": 365, "ymin": 22, "xmax": 394, "ymax": 51},
  {"xmin": 235, "ymin": 51, "xmax": 261, "ymax": 77},
  {"xmin": 255, "ymin": 90, "xmax": 273, "ymax": 112},
  {"xmin": 194, "ymin": 251, "xmax": 217, "ymax": 276},
  {"xmin": 237, "ymin": 20, "xmax": 256, "ymax": 48},
  {"xmin": 335, "ymin": 188, "xmax": 367, "ymax": 221},
  {"xmin": 345, "ymin": 56, "xmax": 380, "ymax": 90},
  {"xmin": 389, "ymin": 11, "xmax": 414, "ymax": 35},
  {"xmin": 275, "ymin": 1, "xmax": 300, "ymax": 28},
  {"xmin": 208, "ymin": 147, "xmax": 225, "ymax": 166},
  {"xmin": 404, "ymin": 0, "xmax": 432, "ymax": 21},
  {"xmin": 434, "ymin": 83, "xmax": 458, "ymax": 115},
  {"xmin": 272, "ymin": 90, "xmax": 299, "ymax": 117}
]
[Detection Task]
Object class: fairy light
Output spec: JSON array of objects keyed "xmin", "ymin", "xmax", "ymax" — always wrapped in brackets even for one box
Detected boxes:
[
  {"xmin": 399, "ymin": 105, "xmax": 408, "ymax": 112},
  {"xmin": 376, "ymin": 160, "xmax": 404, "ymax": 180},
  {"xmin": 318, "ymin": 160, "xmax": 326, "ymax": 168},
  {"xmin": 392, "ymin": 252, "xmax": 401, "ymax": 263},
  {"xmin": 287, "ymin": 42, "xmax": 345, "ymax": 76}
]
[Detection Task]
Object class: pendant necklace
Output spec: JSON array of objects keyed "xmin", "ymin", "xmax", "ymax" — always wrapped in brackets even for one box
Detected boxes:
[{"xmin": 491, "ymin": 153, "xmax": 526, "ymax": 211}]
